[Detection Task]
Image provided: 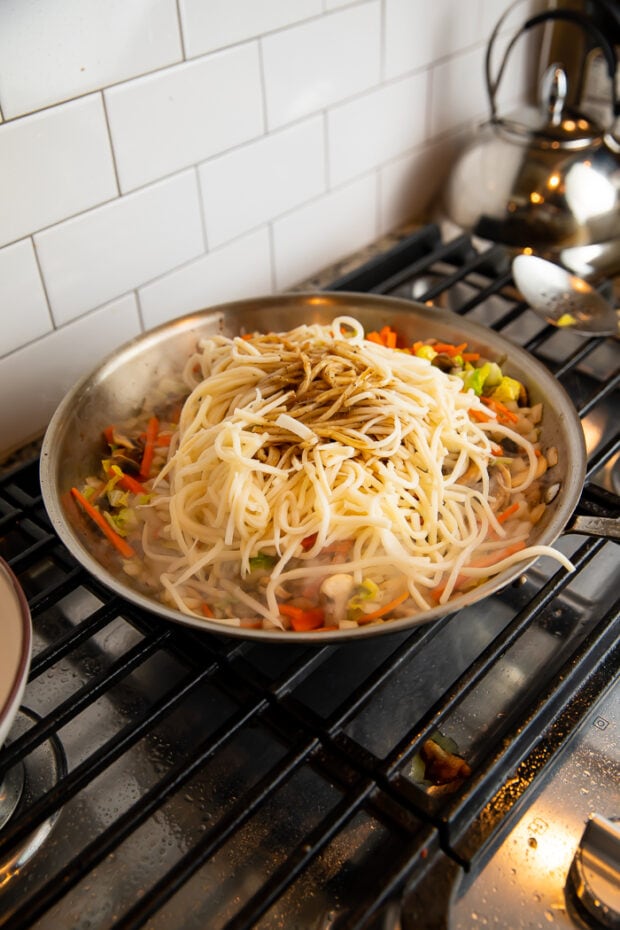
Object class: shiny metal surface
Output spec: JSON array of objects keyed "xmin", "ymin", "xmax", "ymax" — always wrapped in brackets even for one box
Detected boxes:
[
  {"xmin": 39, "ymin": 290, "xmax": 588, "ymax": 643},
  {"xmin": 512, "ymin": 254, "xmax": 620, "ymax": 336},
  {"xmin": 568, "ymin": 814, "xmax": 620, "ymax": 929},
  {"xmin": 444, "ymin": 5, "xmax": 620, "ymax": 266},
  {"xmin": 452, "ymin": 678, "xmax": 620, "ymax": 930}
]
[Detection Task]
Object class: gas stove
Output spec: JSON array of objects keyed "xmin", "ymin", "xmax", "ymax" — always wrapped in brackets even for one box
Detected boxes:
[{"xmin": 0, "ymin": 224, "xmax": 618, "ymax": 930}]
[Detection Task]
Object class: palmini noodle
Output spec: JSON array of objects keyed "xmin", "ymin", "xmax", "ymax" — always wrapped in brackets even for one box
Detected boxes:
[{"xmin": 119, "ymin": 315, "xmax": 574, "ymax": 630}]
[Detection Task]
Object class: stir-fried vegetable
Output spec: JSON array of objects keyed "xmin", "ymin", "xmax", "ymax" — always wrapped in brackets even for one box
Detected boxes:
[{"xmin": 70, "ymin": 486, "xmax": 136, "ymax": 559}]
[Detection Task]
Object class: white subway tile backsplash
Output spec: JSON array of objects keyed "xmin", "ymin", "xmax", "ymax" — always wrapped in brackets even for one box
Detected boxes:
[
  {"xmin": 479, "ymin": 0, "xmax": 538, "ymax": 43},
  {"xmin": 327, "ymin": 73, "xmax": 428, "ymax": 187},
  {"xmin": 0, "ymin": 0, "xmax": 539, "ymax": 458},
  {"xmin": 35, "ymin": 171, "xmax": 205, "ymax": 325},
  {"xmin": 105, "ymin": 46, "xmax": 264, "ymax": 193},
  {"xmin": 0, "ymin": 293, "xmax": 141, "ymax": 456},
  {"xmin": 0, "ymin": 94, "xmax": 117, "ymax": 248},
  {"xmin": 492, "ymin": 27, "xmax": 533, "ymax": 113},
  {"xmin": 428, "ymin": 14, "xmax": 532, "ymax": 144},
  {"xmin": 378, "ymin": 136, "xmax": 460, "ymax": 235},
  {"xmin": 385, "ymin": 0, "xmax": 480, "ymax": 80},
  {"xmin": 429, "ymin": 45, "xmax": 489, "ymax": 138},
  {"xmin": 179, "ymin": 0, "xmax": 322, "ymax": 58},
  {"xmin": 0, "ymin": 239, "xmax": 51, "ymax": 357},
  {"xmin": 479, "ymin": 0, "xmax": 508, "ymax": 38},
  {"xmin": 199, "ymin": 116, "xmax": 326, "ymax": 248},
  {"xmin": 0, "ymin": 0, "xmax": 182, "ymax": 119},
  {"xmin": 272, "ymin": 176, "xmax": 378, "ymax": 290},
  {"xmin": 261, "ymin": 2, "xmax": 381, "ymax": 129},
  {"xmin": 138, "ymin": 228, "xmax": 272, "ymax": 329}
]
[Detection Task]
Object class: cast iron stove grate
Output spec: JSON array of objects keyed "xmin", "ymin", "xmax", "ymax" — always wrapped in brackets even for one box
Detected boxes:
[{"xmin": 0, "ymin": 225, "xmax": 618, "ymax": 930}]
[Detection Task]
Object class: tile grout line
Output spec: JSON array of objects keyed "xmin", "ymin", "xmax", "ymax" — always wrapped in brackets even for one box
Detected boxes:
[
  {"xmin": 100, "ymin": 90, "xmax": 123, "ymax": 197},
  {"xmin": 30, "ymin": 236, "xmax": 56, "ymax": 331},
  {"xmin": 174, "ymin": 0, "xmax": 188, "ymax": 61}
]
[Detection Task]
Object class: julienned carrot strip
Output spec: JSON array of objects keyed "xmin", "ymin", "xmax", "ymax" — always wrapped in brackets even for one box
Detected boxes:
[
  {"xmin": 367, "ymin": 326, "xmax": 398, "ymax": 348},
  {"xmin": 201, "ymin": 602, "xmax": 214, "ymax": 618},
  {"xmin": 482, "ymin": 397, "xmax": 519, "ymax": 423},
  {"xmin": 278, "ymin": 603, "xmax": 325, "ymax": 631},
  {"xmin": 432, "ymin": 342, "xmax": 467, "ymax": 357},
  {"xmin": 380, "ymin": 326, "xmax": 397, "ymax": 349},
  {"xmin": 467, "ymin": 540, "xmax": 526, "ymax": 570},
  {"xmin": 496, "ymin": 401, "xmax": 519, "ymax": 423},
  {"xmin": 432, "ymin": 541, "xmax": 527, "ymax": 602},
  {"xmin": 70, "ymin": 487, "xmax": 136, "ymax": 559},
  {"xmin": 470, "ymin": 408, "xmax": 492, "ymax": 423},
  {"xmin": 462, "ymin": 352, "xmax": 480, "ymax": 362},
  {"xmin": 139, "ymin": 416, "xmax": 159, "ymax": 479},
  {"xmin": 107, "ymin": 467, "xmax": 147, "ymax": 495},
  {"xmin": 357, "ymin": 590, "xmax": 409, "ymax": 623},
  {"xmin": 497, "ymin": 501, "xmax": 520, "ymax": 524}
]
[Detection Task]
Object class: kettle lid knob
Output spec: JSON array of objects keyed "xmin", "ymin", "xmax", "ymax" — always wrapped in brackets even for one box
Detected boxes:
[{"xmin": 541, "ymin": 63, "xmax": 568, "ymax": 128}]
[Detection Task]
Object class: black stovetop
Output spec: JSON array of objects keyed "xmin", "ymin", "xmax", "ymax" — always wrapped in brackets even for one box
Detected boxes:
[{"xmin": 0, "ymin": 224, "xmax": 618, "ymax": 930}]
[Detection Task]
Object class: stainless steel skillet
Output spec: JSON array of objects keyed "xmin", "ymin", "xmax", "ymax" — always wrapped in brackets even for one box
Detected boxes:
[{"xmin": 39, "ymin": 291, "xmax": 607, "ymax": 643}]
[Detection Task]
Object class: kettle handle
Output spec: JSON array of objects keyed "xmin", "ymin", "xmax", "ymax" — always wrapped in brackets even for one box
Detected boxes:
[{"xmin": 485, "ymin": 4, "xmax": 620, "ymax": 125}]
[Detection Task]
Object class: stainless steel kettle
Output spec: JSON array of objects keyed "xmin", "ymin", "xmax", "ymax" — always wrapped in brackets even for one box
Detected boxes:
[{"xmin": 443, "ymin": 5, "xmax": 620, "ymax": 274}]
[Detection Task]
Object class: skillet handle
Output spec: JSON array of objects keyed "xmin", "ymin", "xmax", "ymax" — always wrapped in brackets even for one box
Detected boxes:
[
  {"xmin": 565, "ymin": 515, "xmax": 620, "ymax": 540},
  {"xmin": 563, "ymin": 483, "xmax": 620, "ymax": 540}
]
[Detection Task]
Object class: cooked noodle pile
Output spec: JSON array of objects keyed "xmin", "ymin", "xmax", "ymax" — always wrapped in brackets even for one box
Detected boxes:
[{"xmin": 125, "ymin": 316, "xmax": 572, "ymax": 630}]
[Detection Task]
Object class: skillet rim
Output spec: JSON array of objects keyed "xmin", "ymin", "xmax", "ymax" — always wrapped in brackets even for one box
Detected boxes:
[{"xmin": 39, "ymin": 290, "xmax": 587, "ymax": 643}]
